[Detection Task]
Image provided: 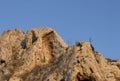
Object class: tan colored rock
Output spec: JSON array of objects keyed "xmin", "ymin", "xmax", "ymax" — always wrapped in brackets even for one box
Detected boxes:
[{"xmin": 0, "ymin": 27, "xmax": 120, "ymax": 81}]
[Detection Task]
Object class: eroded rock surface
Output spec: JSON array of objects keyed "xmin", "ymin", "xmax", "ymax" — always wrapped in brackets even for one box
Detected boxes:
[{"xmin": 0, "ymin": 28, "xmax": 120, "ymax": 81}]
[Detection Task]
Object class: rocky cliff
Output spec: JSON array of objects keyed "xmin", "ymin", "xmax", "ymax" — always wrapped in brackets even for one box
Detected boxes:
[{"xmin": 0, "ymin": 28, "xmax": 120, "ymax": 81}]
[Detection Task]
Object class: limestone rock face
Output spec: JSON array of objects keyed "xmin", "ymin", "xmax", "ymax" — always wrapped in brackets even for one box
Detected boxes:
[{"xmin": 0, "ymin": 28, "xmax": 120, "ymax": 81}]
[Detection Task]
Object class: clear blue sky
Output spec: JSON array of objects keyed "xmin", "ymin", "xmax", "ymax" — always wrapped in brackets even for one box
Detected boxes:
[{"xmin": 0, "ymin": 0, "xmax": 120, "ymax": 59}]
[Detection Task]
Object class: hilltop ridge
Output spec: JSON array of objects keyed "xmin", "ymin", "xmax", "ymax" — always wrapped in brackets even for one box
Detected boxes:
[{"xmin": 0, "ymin": 28, "xmax": 120, "ymax": 81}]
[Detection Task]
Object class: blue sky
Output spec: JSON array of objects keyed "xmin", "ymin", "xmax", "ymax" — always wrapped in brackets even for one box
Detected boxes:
[{"xmin": 0, "ymin": 0, "xmax": 120, "ymax": 59}]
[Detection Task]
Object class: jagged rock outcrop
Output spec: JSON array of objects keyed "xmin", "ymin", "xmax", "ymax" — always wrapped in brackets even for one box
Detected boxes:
[{"xmin": 0, "ymin": 28, "xmax": 120, "ymax": 81}]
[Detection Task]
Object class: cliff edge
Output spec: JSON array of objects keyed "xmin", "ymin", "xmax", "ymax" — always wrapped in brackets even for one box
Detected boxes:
[{"xmin": 0, "ymin": 28, "xmax": 120, "ymax": 81}]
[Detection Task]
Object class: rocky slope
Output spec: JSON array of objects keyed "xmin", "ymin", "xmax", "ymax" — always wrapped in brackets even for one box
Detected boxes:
[{"xmin": 0, "ymin": 28, "xmax": 120, "ymax": 81}]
